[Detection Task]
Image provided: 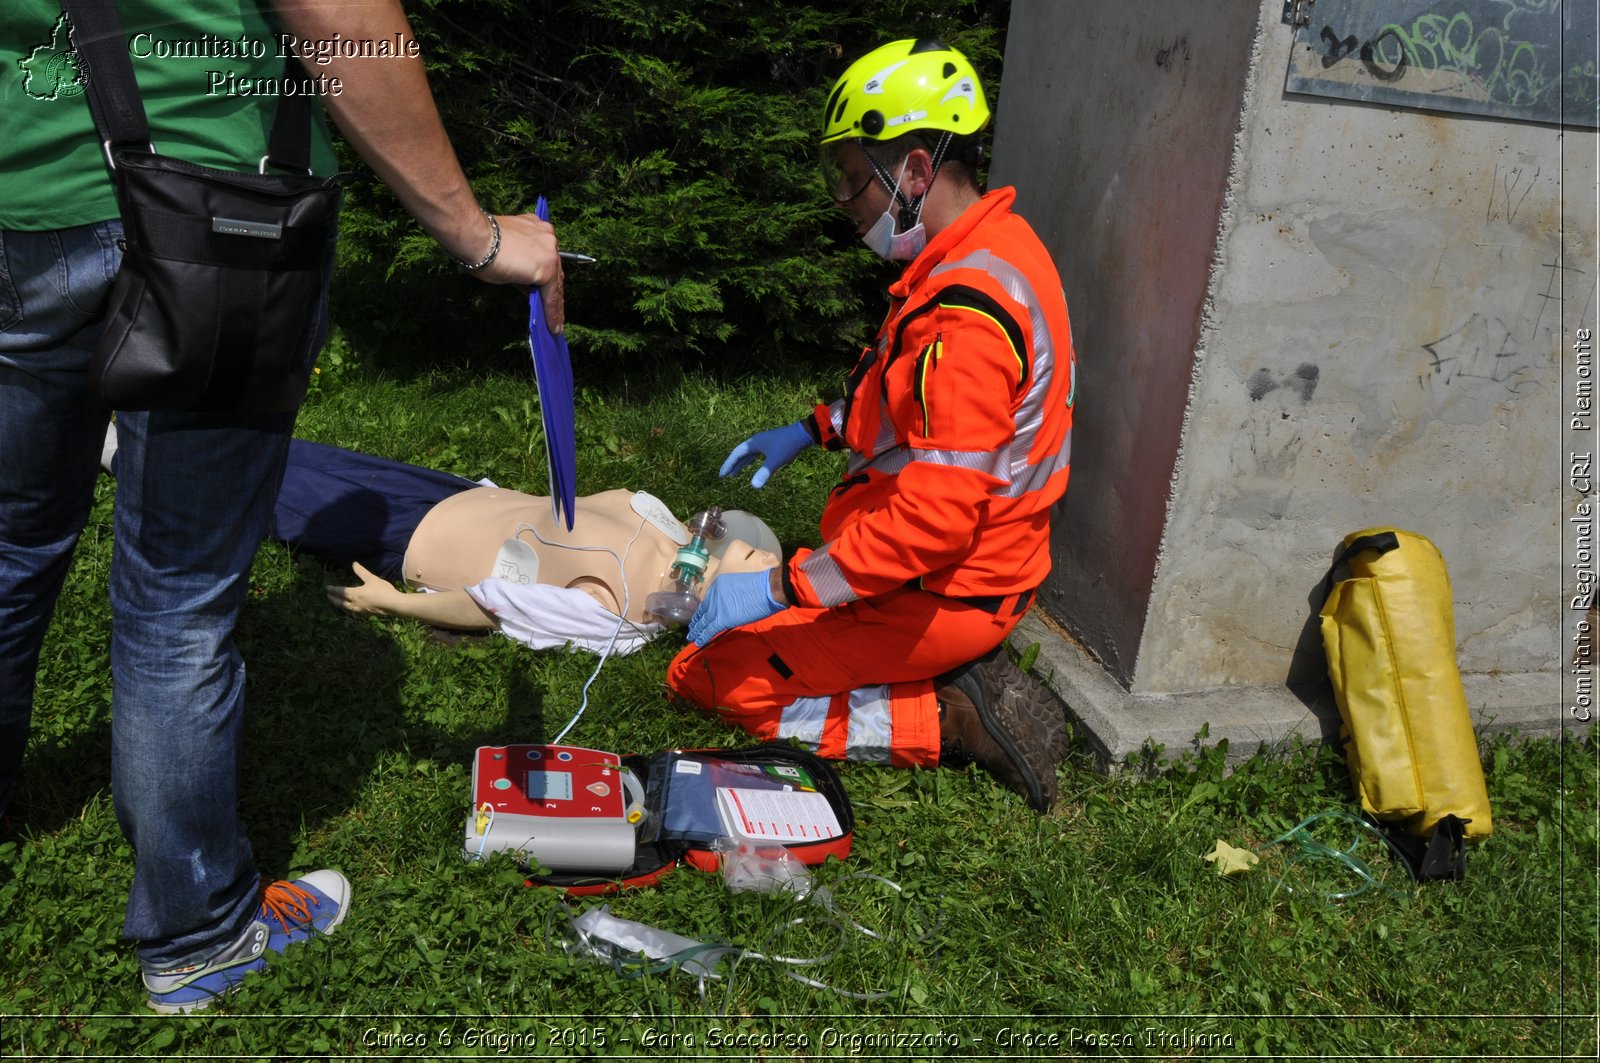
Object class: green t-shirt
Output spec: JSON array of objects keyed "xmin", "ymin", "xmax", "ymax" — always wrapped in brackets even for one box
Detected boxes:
[{"xmin": 0, "ymin": 0, "xmax": 338, "ymax": 230}]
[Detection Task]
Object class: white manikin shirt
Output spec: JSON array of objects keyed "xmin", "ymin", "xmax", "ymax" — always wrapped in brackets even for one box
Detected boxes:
[{"xmin": 464, "ymin": 579, "xmax": 663, "ymax": 655}]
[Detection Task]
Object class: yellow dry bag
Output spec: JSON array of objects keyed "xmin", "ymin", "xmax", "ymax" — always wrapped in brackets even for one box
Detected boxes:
[{"xmin": 1319, "ymin": 529, "xmax": 1492, "ymax": 878}]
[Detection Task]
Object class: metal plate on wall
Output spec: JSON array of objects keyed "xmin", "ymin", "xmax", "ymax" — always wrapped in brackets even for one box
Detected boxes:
[{"xmin": 1285, "ymin": 0, "xmax": 1598, "ymax": 128}]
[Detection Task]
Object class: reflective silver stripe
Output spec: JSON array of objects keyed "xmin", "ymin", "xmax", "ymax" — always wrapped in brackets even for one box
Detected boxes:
[
  {"xmin": 932, "ymin": 249, "xmax": 1070, "ymax": 502},
  {"xmin": 826, "ymin": 399, "xmax": 845, "ymax": 437},
  {"xmin": 859, "ymin": 444, "xmax": 907, "ymax": 476},
  {"xmin": 858, "ymin": 444, "xmax": 1009, "ymax": 481},
  {"xmin": 798, "ymin": 543, "xmax": 857, "ymax": 607},
  {"xmin": 914, "ymin": 446, "xmax": 1008, "ymax": 476},
  {"xmin": 864, "ymin": 432, "xmax": 1069, "ymax": 499},
  {"xmin": 930, "ymin": 248, "xmax": 993, "ymax": 282},
  {"xmin": 774, "ymin": 687, "xmax": 895, "ymax": 764},
  {"xmin": 847, "ymin": 419, "xmax": 903, "ymax": 477},
  {"xmin": 875, "ymin": 415, "xmax": 898, "ymax": 454},
  {"xmin": 991, "ymin": 429, "xmax": 1072, "ymax": 499},
  {"xmin": 843, "ymin": 685, "xmax": 895, "ymax": 763},
  {"xmin": 776, "ymin": 696, "xmax": 830, "ymax": 749}
]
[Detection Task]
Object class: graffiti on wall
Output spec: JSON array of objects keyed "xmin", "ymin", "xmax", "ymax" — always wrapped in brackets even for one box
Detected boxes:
[{"xmin": 1285, "ymin": 0, "xmax": 1599, "ymax": 128}]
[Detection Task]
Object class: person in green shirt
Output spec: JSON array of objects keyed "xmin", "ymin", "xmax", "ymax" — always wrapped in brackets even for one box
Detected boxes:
[{"xmin": 0, "ymin": 0, "xmax": 564, "ymax": 1014}]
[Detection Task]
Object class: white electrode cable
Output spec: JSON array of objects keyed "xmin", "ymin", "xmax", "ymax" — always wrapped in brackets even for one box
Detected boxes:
[{"xmin": 512, "ymin": 517, "xmax": 648, "ymax": 745}]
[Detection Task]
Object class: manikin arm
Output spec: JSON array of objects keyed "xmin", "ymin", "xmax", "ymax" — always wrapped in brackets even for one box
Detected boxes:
[
  {"xmin": 326, "ymin": 530, "xmax": 781, "ymax": 634},
  {"xmin": 326, "ymin": 563, "xmax": 499, "ymax": 631}
]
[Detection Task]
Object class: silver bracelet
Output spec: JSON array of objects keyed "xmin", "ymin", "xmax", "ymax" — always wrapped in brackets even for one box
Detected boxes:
[{"xmin": 456, "ymin": 210, "xmax": 501, "ymax": 273}]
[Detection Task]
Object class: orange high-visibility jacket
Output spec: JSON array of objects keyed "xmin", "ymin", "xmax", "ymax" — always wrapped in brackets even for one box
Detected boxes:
[{"xmin": 782, "ymin": 187, "xmax": 1076, "ymax": 609}]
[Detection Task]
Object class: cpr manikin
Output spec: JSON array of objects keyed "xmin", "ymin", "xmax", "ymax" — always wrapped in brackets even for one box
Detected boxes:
[
  {"xmin": 383, "ymin": 486, "xmax": 779, "ymax": 644},
  {"xmin": 103, "ymin": 429, "xmax": 780, "ymax": 655}
]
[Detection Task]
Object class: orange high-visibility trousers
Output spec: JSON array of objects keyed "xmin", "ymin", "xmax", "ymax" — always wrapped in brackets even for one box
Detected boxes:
[{"xmin": 665, "ymin": 585, "xmax": 1033, "ymax": 768}]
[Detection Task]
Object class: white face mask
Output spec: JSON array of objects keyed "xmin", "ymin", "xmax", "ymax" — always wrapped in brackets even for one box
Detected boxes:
[{"xmin": 861, "ymin": 157, "xmax": 927, "ymax": 261}]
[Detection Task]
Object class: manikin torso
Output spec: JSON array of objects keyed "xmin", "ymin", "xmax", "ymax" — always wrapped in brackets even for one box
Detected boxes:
[{"xmin": 403, "ymin": 488, "xmax": 773, "ymax": 622}]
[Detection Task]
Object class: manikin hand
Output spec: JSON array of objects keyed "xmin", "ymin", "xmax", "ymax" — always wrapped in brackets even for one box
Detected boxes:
[
  {"xmin": 720, "ymin": 421, "xmax": 814, "ymax": 489},
  {"xmin": 325, "ymin": 565, "xmax": 498, "ymax": 630},
  {"xmin": 325, "ymin": 562, "xmax": 407, "ymax": 617}
]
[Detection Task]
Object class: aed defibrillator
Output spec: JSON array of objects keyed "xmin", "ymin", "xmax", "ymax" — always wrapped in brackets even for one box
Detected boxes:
[{"xmin": 464, "ymin": 744, "xmax": 643, "ymax": 873}]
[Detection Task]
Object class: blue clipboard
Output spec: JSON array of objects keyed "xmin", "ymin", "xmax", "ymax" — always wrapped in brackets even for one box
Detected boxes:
[{"xmin": 527, "ymin": 195, "xmax": 575, "ymax": 530}]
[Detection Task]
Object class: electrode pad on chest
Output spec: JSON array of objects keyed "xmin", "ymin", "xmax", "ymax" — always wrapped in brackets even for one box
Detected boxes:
[
  {"xmin": 493, "ymin": 536, "xmax": 540, "ymax": 585},
  {"xmin": 630, "ymin": 491, "xmax": 690, "ymax": 544}
]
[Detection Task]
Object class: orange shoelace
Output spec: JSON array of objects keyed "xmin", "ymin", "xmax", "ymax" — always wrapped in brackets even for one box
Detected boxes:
[{"xmin": 258, "ymin": 879, "xmax": 319, "ymax": 931}]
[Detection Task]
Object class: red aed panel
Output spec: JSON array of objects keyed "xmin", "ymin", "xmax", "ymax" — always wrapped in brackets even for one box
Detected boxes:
[
  {"xmin": 465, "ymin": 745, "xmax": 637, "ymax": 873},
  {"xmin": 471, "ymin": 744, "xmax": 626, "ymax": 819}
]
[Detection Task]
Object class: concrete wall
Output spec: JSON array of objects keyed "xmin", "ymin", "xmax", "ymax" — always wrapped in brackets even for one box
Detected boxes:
[
  {"xmin": 993, "ymin": 0, "xmax": 1594, "ymax": 697},
  {"xmin": 991, "ymin": 0, "xmax": 1263, "ymax": 683}
]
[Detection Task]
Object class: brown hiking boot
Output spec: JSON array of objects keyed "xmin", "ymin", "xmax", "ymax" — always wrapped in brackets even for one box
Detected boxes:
[
  {"xmin": 937, "ymin": 649, "xmax": 1062, "ymax": 812},
  {"xmin": 981, "ymin": 647, "xmax": 1072, "ymax": 766}
]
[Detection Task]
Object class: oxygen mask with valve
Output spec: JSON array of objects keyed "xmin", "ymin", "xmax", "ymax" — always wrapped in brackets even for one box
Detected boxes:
[{"xmin": 645, "ymin": 506, "xmax": 726, "ymax": 626}]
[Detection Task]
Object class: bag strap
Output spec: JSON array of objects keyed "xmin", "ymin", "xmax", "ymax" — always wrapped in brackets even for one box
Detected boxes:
[
  {"xmin": 60, "ymin": 0, "xmax": 316, "ymax": 172},
  {"xmin": 1319, "ymin": 529, "xmax": 1401, "ymax": 604},
  {"xmin": 59, "ymin": 0, "xmax": 147, "ymax": 153},
  {"xmin": 1381, "ymin": 814, "xmax": 1468, "ymax": 881}
]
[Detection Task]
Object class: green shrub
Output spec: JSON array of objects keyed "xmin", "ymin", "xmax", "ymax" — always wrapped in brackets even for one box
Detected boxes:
[{"xmin": 329, "ymin": 0, "xmax": 1011, "ymax": 379}]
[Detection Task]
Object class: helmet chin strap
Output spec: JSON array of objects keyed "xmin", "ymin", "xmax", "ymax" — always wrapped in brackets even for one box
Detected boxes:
[{"xmin": 862, "ymin": 131, "xmax": 955, "ymax": 230}]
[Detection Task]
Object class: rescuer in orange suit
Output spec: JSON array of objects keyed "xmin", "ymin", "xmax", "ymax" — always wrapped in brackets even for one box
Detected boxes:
[{"xmin": 668, "ymin": 38, "xmax": 1077, "ymax": 812}]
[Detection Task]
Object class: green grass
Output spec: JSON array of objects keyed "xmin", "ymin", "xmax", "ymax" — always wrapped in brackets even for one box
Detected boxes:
[{"xmin": 0, "ymin": 365, "xmax": 1595, "ymax": 1060}]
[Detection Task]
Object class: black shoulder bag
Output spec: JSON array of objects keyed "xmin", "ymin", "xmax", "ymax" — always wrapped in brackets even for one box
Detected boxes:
[{"xmin": 62, "ymin": 0, "xmax": 344, "ymax": 413}]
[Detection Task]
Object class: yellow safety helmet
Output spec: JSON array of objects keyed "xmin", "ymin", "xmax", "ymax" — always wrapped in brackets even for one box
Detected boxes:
[{"xmin": 819, "ymin": 37, "xmax": 991, "ymax": 146}]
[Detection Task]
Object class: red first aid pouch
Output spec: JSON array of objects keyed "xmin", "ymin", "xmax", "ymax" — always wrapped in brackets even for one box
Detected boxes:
[{"xmin": 520, "ymin": 744, "xmax": 854, "ymax": 895}]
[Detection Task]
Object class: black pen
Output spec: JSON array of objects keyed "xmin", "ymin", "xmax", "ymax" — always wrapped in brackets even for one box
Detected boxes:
[{"xmin": 559, "ymin": 251, "xmax": 597, "ymax": 264}]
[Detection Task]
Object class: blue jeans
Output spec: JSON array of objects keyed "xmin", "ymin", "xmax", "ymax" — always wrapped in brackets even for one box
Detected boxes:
[{"xmin": 0, "ymin": 220, "xmax": 327, "ymax": 971}]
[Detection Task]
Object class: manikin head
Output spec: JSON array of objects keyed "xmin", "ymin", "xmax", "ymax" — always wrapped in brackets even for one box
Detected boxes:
[{"xmin": 643, "ymin": 508, "xmax": 781, "ymax": 625}]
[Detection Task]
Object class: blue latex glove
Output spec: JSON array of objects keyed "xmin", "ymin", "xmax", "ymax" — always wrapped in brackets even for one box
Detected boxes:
[
  {"xmin": 687, "ymin": 568, "xmax": 787, "ymax": 646},
  {"xmin": 720, "ymin": 420, "xmax": 813, "ymax": 489}
]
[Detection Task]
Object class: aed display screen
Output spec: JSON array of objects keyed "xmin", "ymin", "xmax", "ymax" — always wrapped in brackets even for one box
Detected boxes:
[{"xmin": 524, "ymin": 770, "xmax": 573, "ymax": 802}]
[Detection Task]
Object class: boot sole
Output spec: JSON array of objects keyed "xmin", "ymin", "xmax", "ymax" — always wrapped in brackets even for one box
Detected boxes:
[
  {"xmin": 969, "ymin": 678, "xmax": 1055, "ymax": 812},
  {"xmin": 987, "ymin": 651, "xmax": 1071, "ymax": 765}
]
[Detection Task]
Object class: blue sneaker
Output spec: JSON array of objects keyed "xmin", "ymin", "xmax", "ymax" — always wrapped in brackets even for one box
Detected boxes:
[{"xmin": 143, "ymin": 870, "xmax": 351, "ymax": 1014}]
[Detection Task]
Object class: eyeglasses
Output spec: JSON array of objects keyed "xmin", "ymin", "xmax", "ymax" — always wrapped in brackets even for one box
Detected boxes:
[{"xmin": 819, "ymin": 145, "xmax": 877, "ymax": 204}]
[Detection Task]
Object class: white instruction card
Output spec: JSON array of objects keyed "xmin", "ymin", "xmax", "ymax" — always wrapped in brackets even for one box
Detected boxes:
[{"xmin": 715, "ymin": 786, "xmax": 842, "ymax": 842}]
